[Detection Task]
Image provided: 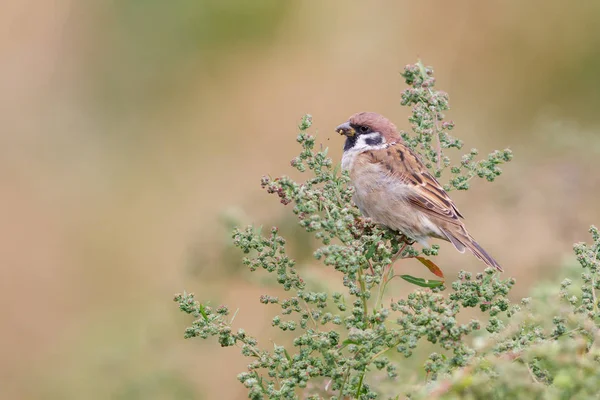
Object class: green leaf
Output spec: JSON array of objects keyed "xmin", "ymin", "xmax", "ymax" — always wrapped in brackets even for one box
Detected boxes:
[
  {"xmin": 400, "ymin": 275, "xmax": 445, "ymax": 288},
  {"xmin": 340, "ymin": 339, "xmax": 360, "ymax": 350},
  {"xmin": 198, "ymin": 304, "xmax": 209, "ymax": 322},
  {"xmin": 365, "ymin": 245, "xmax": 376, "ymax": 260},
  {"xmin": 483, "ymin": 272, "xmax": 493, "ymax": 286},
  {"xmin": 416, "ymin": 256, "xmax": 445, "ymax": 278}
]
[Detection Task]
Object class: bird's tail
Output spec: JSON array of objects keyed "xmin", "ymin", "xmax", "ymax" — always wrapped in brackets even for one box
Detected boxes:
[{"xmin": 441, "ymin": 228, "xmax": 503, "ymax": 272}]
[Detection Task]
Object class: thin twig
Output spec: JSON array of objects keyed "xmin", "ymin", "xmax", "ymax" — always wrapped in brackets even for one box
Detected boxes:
[
  {"xmin": 592, "ymin": 246, "xmax": 600, "ymax": 317},
  {"xmin": 433, "ymin": 115, "xmax": 443, "ymax": 171},
  {"xmin": 358, "ymin": 266, "xmax": 369, "ymax": 326},
  {"xmin": 337, "ymin": 367, "xmax": 351, "ymax": 400},
  {"xmin": 526, "ymin": 362, "xmax": 541, "ymax": 385},
  {"xmin": 303, "ymin": 300, "xmax": 319, "ymax": 329},
  {"xmin": 367, "ymin": 340, "xmax": 402, "ymax": 364}
]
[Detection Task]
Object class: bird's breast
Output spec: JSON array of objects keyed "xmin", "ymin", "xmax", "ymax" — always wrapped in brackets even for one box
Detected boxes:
[
  {"xmin": 341, "ymin": 149, "xmax": 358, "ymax": 172},
  {"xmin": 345, "ymin": 157, "xmax": 436, "ymax": 240}
]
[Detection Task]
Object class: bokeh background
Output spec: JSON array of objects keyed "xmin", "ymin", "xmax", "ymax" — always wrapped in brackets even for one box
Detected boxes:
[{"xmin": 3, "ymin": 1, "xmax": 600, "ymax": 399}]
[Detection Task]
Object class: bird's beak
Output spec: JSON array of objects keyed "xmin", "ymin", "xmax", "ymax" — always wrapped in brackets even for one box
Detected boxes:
[{"xmin": 336, "ymin": 121, "xmax": 355, "ymax": 137}]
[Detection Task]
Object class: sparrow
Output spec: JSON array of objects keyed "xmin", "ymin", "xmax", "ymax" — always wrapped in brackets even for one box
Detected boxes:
[{"xmin": 336, "ymin": 112, "xmax": 502, "ymax": 271}]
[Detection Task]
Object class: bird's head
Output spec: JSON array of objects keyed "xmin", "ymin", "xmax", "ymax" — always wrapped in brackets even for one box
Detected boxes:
[{"xmin": 336, "ymin": 112, "xmax": 399, "ymax": 152}]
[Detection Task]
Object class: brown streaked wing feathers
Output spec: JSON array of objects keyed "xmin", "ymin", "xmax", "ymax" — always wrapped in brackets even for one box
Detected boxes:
[
  {"xmin": 360, "ymin": 142, "xmax": 464, "ymax": 224},
  {"xmin": 355, "ymin": 138, "xmax": 503, "ymax": 271}
]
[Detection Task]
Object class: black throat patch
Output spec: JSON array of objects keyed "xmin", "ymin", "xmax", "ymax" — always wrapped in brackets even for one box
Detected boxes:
[{"xmin": 343, "ymin": 135, "xmax": 358, "ymax": 151}]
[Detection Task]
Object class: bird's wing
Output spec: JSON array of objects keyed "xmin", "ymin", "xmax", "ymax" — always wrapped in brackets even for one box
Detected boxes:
[
  {"xmin": 357, "ymin": 142, "xmax": 464, "ymax": 225},
  {"xmin": 355, "ymin": 141, "xmax": 503, "ymax": 271}
]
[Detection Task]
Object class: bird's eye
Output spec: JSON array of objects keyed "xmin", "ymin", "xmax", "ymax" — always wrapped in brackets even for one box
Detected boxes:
[{"xmin": 360, "ymin": 126, "xmax": 369, "ymax": 133}]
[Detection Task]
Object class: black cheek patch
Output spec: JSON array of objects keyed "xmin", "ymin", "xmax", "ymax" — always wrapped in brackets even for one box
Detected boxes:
[{"xmin": 365, "ymin": 136, "xmax": 383, "ymax": 146}]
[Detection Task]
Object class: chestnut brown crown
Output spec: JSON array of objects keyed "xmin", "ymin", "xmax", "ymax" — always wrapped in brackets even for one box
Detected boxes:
[{"xmin": 348, "ymin": 112, "xmax": 400, "ymax": 142}]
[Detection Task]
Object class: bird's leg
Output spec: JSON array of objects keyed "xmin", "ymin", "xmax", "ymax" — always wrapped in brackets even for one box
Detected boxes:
[
  {"xmin": 392, "ymin": 235, "xmax": 416, "ymax": 261},
  {"xmin": 392, "ymin": 242, "xmax": 409, "ymax": 262},
  {"xmin": 385, "ymin": 236, "xmax": 416, "ymax": 280}
]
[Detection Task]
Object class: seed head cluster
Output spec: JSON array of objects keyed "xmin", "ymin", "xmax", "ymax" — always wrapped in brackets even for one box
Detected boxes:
[{"xmin": 175, "ymin": 62, "xmax": 600, "ymax": 399}]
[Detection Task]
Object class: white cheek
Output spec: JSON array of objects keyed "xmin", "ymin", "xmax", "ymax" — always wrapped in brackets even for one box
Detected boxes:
[
  {"xmin": 342, "ymin": 132, "xmax": 388, "ymax": 171},
  {"xmin": 353, "ymin": 132, "xmax": 385, "ymax": 150}
]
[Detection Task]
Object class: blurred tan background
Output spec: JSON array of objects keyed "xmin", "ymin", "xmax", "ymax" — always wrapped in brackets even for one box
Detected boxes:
[{"xmin": 2, "ymin": 1, "xmax": 600, "ymax": 399}]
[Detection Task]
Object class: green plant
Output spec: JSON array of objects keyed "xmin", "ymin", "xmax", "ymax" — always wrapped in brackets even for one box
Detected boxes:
[
  {"xmin": 175, "ymin": 62, "xmax": 600, "ymax": 399},
  {"xmin": 405, "ymin": 226, "xmax": 600, "ymax": 399}
]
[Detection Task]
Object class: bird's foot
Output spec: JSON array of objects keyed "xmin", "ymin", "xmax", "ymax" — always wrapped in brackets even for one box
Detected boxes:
[{"xmin": 392, "ymin": 235, "xmax": 416, "ymax": 262}]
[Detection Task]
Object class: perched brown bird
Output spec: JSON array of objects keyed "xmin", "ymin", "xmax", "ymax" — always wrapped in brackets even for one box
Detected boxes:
[{"xmin": 336, "ymin": 112, "xmax": 502, "ymax": 271}]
